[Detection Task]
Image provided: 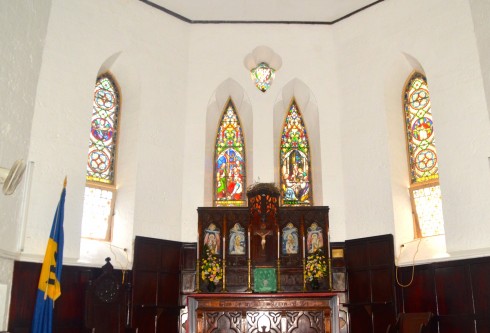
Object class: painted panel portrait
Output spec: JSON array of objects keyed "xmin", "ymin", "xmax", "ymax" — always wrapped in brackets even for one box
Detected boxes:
[
  {"xmin": 307, "ymin": 222, "xmax": 323, "ymax": 253},
  {"xmin": 204, "ymin": 223, "xmax": 220, "ymax": 255},
  {"xmin": 282, "ymin": 223, "xmax": 299, "ymax": 254},
  {"xmin": 229, "ymin": 223, "xmax": 245, "ymax": 255}
]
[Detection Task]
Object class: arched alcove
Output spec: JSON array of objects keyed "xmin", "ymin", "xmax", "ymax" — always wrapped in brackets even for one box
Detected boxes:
[
  {"xmin": 79, "ymin": 50, "xmax": 141, "ymax": 269},
  {"xmin": 383, "ymin": 53, "xmax": 448, "ymax": 265},
  {"xmin": 273, "ymin": 79, "xmax": 323, "ymax": 205},
  {"xmin": 204, "ymin": 78, "xmax": 253, "ymax": 206}
]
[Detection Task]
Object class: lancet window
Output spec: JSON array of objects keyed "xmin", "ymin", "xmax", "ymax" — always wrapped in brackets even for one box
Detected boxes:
[
  {"xmin": 403, "ymin": 72, "xmax": 445, "ymax": 238},
  {"xmin": 280, "ymin": 100, "xmax": 312, "ymax": 206},
  {"xmin": 214, "ymin": 99, "xmax": 246, "ymax": 207},
  {"xmin": 81, "ymin": 73, "xmax": 120, "ymax": 241}
]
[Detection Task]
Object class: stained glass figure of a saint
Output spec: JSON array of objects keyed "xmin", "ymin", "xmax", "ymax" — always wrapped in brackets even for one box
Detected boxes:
[
  {"xmin": 214, "ymin": 99, "xmax": 246, "ymax": 207},
  {"xmin": 280, "ymin": 100, "xmax": 312, "ymax": 206}
]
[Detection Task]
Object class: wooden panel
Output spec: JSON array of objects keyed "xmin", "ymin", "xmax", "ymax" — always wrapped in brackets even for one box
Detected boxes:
[
  {"xmin": 434, "ymin": 265, "xmax": 472, "ymax": 315},
  {"xmin": 131, "ymin": 236, "xmax": 185, "ymax": 332},
  {"xmin": 345, "ymin": 242, "xmax": 368, "ymax": 268},
  {"xmin": 132, "ymin": 271, "xmax": 158, "ymax": 304},
  {"xmin": 438, "ymin": 317, "xmax": 475, "ymax": 333},
  {"xmin": 158, "ymin": 273, "xmax": 180, "ymax": 306},
  {"xmin": 349, "ymin": 306, "xmax": 372, "ymax": 333},
  {"xmin": 345, "ymin": 234, "xmax": 396, "ymax": 333},
  {"xmin": 371, "ymin": 267, "xmax": 394, "ymax": 302},
  {"xmin": 8, "ymin": 261, "xmax": 39, "ymax": 331},
  {"xmin": 181, "ymin": 243, "xmax": 197, "ymax": 270},
  {"xmin": 470, "ymin": 261, "xmax": 490, "ymax": 316},
  {"xmin": 398, "ymin": 265, "xmax": 436, "ymax": 313},
  {"xmin": 133, "ymin": 238, "xmax": 161, "ymax": 270},
  {"xmin": 372, "ymin": 304, "xmax": 395, "ymax": 333},
  {"xmin": 347, "ymin": 270, "xmax": 371, "ymax": 303},
  {"xmin": 161, "ymin": 243, "xmax": 181, "ymax": 272},
  {"xmin": 368, "ymin": 239, "xmax": 393, "ymax": 266},
  {"xmin": 476, "ymin": 320, "xmax": 490, "ymax": 333}
]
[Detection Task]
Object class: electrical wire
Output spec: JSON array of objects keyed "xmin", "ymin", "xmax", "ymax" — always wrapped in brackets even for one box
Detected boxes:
[{"xmin": 395, "ymin": 238, "xmax": 422, "ymax": 288}]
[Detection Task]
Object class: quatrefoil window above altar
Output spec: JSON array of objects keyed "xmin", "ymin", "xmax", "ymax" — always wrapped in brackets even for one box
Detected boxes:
[{"xmin": 244, "ymin": 46, "xmax": 282, "ymax": 93}]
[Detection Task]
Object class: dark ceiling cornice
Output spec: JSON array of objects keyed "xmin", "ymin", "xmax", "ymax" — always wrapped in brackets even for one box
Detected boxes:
[{"xmin": 139, "ymin": 0, "xmax": 385, "ymax": 25}]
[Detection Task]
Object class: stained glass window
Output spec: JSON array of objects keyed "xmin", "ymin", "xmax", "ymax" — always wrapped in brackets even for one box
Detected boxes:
[
  {"xmin": 214, "ymin": 99, "xmax": 246, "ymax": 207},
  {"xmin": 404, "ymin": 72, "xmax": 444, "ymax": 238},
  {"xmin": 250, "ymin": 62, "xmax": 275, "ymax": 92},
  {"xmin": 87, "ymin": 75, "xmax": 120, "ymax": 184},
  {"xmin": 82, "ymin": 73, "xmax": 120, "ymax": 241},
  {"xmin": 280, "ymin": 100, "xmax": 312, "ymax": 206}
]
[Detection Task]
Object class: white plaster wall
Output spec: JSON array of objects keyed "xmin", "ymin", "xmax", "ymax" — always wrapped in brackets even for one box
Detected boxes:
[
  {"xmin": 0, "ymin": 2, "xmax": 51, "ymax": 327},
  {"xmin": 20, "ymin": 0, "xmax": 189, "ymax": 266},
  {"xmin": 3, "ymin": 0, "xmax": 490, "ymax": 275},
  {"xmin": 470, "ymin": 0, "xmax": 490, "ymax": 121},
  {"xmin": 0, "ymin": 0, "xmax": 52, "ymax": 254},
  {"xmin": 332, "ymin": 0, "xmax": 490, "ymax": 259},
  {"xmin": 181, "ymin": 24, "xmax": 346, "ymax": 243}
]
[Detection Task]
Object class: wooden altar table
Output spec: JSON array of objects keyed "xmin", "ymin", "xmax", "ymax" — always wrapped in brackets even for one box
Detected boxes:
[{"xmin": 187, "ymin": 292, "xmax": 339, "ymax": 333}]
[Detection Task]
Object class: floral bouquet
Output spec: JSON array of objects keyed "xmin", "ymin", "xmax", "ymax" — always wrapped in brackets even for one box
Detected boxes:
[
  {"xmin": 305, "ymin": 249, "xmax": 328, "ymax": 283},
  {"xmin": 200, "ymin": 245, "xmax": 222, "ymax": 287}
]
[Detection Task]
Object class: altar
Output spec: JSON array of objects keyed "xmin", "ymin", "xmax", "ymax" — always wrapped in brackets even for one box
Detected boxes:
[
  {"xmin": 190, "ymin": 183, "xmax": 338, "ymax": 332},
  {"xmin": 187, "ymin": 292, "xmax": 339, "ymax": 333}
]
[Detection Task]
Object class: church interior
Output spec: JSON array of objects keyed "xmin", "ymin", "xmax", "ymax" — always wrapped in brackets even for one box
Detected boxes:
[{"xmin": 1, "ymin": 0, "xmax": 490, "ymax": 332}]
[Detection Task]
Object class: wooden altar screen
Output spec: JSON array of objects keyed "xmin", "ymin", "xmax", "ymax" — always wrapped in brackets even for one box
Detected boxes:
[
  {"xmin": 197, "ymin": 184, "xmax": 331, "ymax": 293},
  {"xmin": 192, "ymin": 183, "xmax": 335, "ymax": 332}
]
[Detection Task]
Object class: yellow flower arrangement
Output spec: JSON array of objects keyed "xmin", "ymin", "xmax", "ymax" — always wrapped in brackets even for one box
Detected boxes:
[
  {"xmin": 305, "ymin": 249, "xmax": 328, "ymax": 282},
  {"xmin": 200, "ymin": 245, "xmax": 222, "ymax": 285}
]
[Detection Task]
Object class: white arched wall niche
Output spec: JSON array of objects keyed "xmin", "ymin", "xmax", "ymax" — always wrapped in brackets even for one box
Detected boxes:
[
  {"xmin": 79, "ymin": 50, "xmax": 141, "ymax": 269},
  {"xmin": 204, "ymin": 78, "xmax": 253, "ymax": 206},
  {"xmin": 384, "ymin": 52, "xmax": 448, "ymax": 266},
  {"xmin": 273, "ymin": 79, "xmax": 323, "ymax": 205}
]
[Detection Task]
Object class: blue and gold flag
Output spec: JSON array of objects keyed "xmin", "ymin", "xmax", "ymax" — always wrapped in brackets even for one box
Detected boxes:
[{"xmin": 32, "ymin": 179, "xmax": 66, "ymax": 333}]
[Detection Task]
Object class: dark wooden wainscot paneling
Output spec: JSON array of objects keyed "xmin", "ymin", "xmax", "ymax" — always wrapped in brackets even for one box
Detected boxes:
[
  {"xmin": 8, "ymin": 261, "xmax": 127, "ymax": 333},
  {"xmin": 396, "ymin": 256, "xmax": 490, "ymax": 333}
]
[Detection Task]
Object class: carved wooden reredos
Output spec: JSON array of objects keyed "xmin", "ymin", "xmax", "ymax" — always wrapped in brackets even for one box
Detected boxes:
[{"xmin": 197, "ymin": 183, "xmax": 330, "ymax": 292}]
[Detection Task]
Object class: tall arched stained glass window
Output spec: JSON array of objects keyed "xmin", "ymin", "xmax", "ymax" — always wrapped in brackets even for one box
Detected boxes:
[
  {"xmin": 280, "ymin": 99, "xmax": 312, "ymax": 206},
  {"xmin": 82, "ymin": 73, "xmax": 120, "ymax": 241},
  {"xmin": 214, "ymin": 99, "xmax": 246, "ymax": 207},
  {"xmin": 404, "ymin": 72, "xmax": 444, "ymax": 238}
]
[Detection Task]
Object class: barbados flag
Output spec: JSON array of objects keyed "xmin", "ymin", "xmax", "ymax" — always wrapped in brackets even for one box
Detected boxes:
[{"xmin": 32, "ymin": 180, "xmax": 66, "ymax": 333}]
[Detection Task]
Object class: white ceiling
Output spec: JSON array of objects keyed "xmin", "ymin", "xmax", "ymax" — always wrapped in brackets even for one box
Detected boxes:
[{"xmin": 143, "ymin": 0, "xmax": 383, "ymax": 23}]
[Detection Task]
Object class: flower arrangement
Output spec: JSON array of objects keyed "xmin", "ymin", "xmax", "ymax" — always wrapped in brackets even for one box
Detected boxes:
[
  {"xmin": 305, "ymin": 249, "xmax": 328, "ymax": 283},
  {"xmin": 200, "ymin": 245, "xmax": 222, "ymax": 286}
]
